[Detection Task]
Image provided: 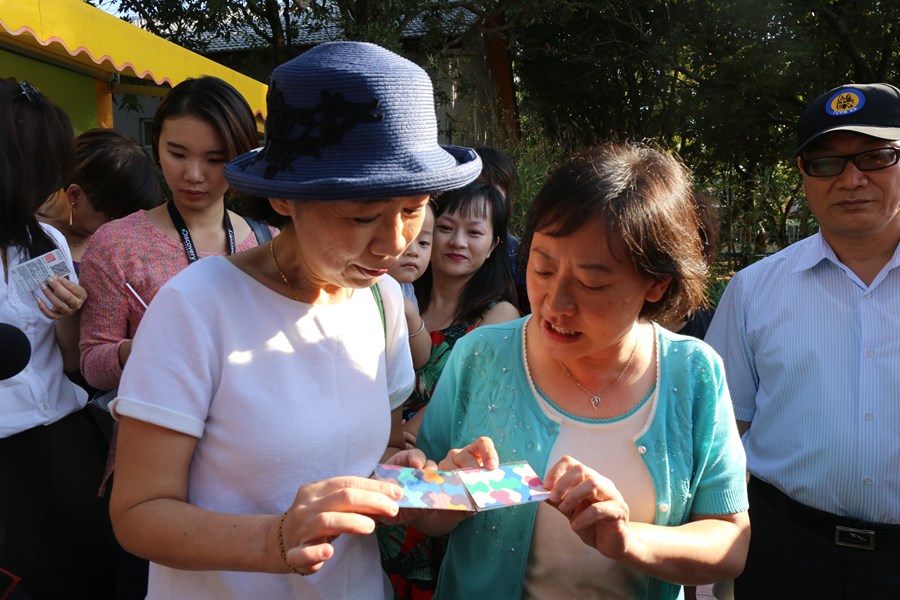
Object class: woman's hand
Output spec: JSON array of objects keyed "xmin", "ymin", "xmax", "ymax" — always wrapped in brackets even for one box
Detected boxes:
[
  {"xmin": 437, "ymin": 436, "xmax": 499, "ymax": 471},
  {"xmin": 378, "ymin": 448, "xmax": 438, "ymax": 526},
  {"xmin": 37, "ymin": 276, "xmax": 86, "ymax": 320},
  {"xmin": 280, "ymin": 476, "xmax": 404, "ymax": 575},
  {"xmin": 543, "ymin": 455, "xmax": 635, "ymax": 561},
  {"xmin": 398, "ymin": 438, "xmax": 499, "ymax": 536},
  {"xmin": 118, "ymin": 339, "xmax": 134, "ymax": 368},
  {"xmin": 383, "ymin": 447, "xmax": 434, "ymax": 471},
  {"xmin": 402, "ymin": 428, "xmax": 417, "ymax": 450},
  {"xmin": 37, "ymin": 276, "xmax": 87, "ymax": 370},
  {"xmin": 402, "ymin": 409, "xmax": 425, "ymax": 449},
  {"xmin": 401, "ymin": 436, "xmax": 500, "ymax": 536}
]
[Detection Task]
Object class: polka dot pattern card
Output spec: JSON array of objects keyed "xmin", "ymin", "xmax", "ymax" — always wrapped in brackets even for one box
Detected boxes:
[
  {"xmin": 373, "ymin": 461, "xmax": 550, "ymax": 512},
  {"xmin": 456, "ymin": 462, "xmax": 551, "ymax": 510},
  {"xmin": 374, "ymin": 464, "xmax": 474, "ymax": 511}
]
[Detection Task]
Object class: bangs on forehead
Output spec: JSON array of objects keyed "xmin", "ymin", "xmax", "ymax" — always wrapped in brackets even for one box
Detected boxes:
[
  {"xmin": 438, "ymin": 189, "xmax": 490, "ymax": 221},
  {"xmin": 534, "ymin": 195, "xmax": 602, "ymax": 238}
]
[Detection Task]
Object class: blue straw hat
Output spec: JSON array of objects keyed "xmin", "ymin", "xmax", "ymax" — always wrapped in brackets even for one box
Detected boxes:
[{"xmin": 225, "ymin": 41, "xmax": 482, "ymax": 200}]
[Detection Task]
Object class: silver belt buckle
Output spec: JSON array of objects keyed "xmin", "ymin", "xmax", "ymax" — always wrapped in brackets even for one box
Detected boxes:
[{"xmin": 835, "ymin": 525, "xmax": 875, "ymax": 550}]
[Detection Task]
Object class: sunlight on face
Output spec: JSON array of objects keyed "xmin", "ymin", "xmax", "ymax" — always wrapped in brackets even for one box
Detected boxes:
[
  {"xmin": 431, "ymin": 201, "xmax": 498, "ymax": 281},
  {"xmin": 388, "ymin": 204, "xmax": 434, "ymax": 284},
  {"xmin": 799, "ymin": 132, "xmax": 900, "ymax": 243},
  {"xmin": 527, "ymin": 215, "xmax": 668, "ymax": 362},
  {"xmin": 274, "ymin": 195, "xmax": 431, "ymax": 295}
]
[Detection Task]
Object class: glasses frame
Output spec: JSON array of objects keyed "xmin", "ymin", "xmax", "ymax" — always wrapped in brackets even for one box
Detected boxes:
[{"xmin": 801, "ymin": 147, "xmax": 900, "ymax": 178}]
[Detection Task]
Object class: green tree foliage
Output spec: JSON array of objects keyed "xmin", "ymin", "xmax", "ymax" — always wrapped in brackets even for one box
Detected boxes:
[
  {"xmin": 505, "ymin": 0, "xmax": 900, "ymax": 258},
  {"xmin": 100, "ymin": 0, "xmax": 501, "ymax": 64},
  {"xmin": 102, "ymin": 0, "xmax": 900, "ymax": 259}
]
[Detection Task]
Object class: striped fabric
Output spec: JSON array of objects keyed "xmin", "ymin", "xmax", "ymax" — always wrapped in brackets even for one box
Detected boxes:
[{"xmin": 707, "ymin": 232, "xmax": 900, "ymax": 524}]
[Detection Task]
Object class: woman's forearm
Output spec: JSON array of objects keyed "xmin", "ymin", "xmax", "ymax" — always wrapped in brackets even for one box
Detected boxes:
[
  {"xmin": 621, "ymin": 515, "xmax": 750, "ymax": 585},
  {"xmin": 112, "ymin": 497, "xmax": 283, "ymax": 572}
]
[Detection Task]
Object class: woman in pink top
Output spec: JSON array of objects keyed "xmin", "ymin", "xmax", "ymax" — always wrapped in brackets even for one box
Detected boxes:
[
  {"xmin": 80, "ymin": 76, "xmax": 274, "ymax": 391},
  {"xmin": 78, "ymin": 76, "xmax": 276, "ymax": 599}
]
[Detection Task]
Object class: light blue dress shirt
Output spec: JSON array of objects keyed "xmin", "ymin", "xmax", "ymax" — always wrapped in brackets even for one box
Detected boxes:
[{"xmin": 707, "ymin": 232, "xmax": 900, "ymax": 524}]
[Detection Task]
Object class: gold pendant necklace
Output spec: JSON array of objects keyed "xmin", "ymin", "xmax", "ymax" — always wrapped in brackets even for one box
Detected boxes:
[
  {"xmin": 559, "ymin": 333, "xmax": 638, "ymax": 410},
  {"xmin": 270, "ymin": 238, "xmax": 300, "ymax": 301}
]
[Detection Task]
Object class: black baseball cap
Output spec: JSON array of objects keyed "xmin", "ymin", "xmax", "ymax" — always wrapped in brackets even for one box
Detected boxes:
[{"xmin": 795, "ymin": 83, "xmax": 900, "ymax": 155}]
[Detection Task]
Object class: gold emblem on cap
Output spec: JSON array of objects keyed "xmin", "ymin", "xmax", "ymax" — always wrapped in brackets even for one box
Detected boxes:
[{"xmin": 831, "ymin": 92, "xmax": 860, "ymax": 113}]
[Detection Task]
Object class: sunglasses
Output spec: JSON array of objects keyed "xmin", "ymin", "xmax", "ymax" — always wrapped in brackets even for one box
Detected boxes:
[{"xmin": 801, "ymin": 147, "xmax": 900, "ymax": 177}]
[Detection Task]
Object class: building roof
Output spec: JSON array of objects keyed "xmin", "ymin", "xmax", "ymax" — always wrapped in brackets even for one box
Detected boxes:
[
  {"xmin": 203, "ymin": 19, "xmax": 341, "ymax": 53},
  {"xmin": 201, "ymin": 6, "xmax": 475, "ymax": 54}
]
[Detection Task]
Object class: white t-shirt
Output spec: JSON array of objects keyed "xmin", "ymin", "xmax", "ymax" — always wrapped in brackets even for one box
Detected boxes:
[
  {"xmin": 524, "ymin": 385, "xmax": 657, "ymax": 600},
  {"xmin": 112, "ymin": 257, "xmax": 414, "ymax": 600}
]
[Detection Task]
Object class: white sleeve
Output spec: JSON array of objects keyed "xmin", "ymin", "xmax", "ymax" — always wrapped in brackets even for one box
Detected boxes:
[
  {"xmin": 110, "ymin": 282, "xmax": 216, "ymax": 438},
  {"xmin": 379, "ymin": 277, "xmax": 415, "ymax": 410}
]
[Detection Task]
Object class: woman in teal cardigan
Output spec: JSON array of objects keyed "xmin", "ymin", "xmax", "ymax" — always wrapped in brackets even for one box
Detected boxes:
[{"xmin": 418, "ymin": 143, "xmax": 750, "ymax": 600}]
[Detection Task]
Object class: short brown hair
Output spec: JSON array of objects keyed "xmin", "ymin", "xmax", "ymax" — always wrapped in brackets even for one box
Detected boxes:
[
  {"xmin": 72, "ymin": 129, "xmax": 161, "ymax": 219},
  {"xmin": 521, "ymin": 142, "xmax": 708, "ymax": 323}
]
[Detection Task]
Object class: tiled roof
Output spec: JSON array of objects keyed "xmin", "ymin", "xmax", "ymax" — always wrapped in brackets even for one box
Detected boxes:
[
  {"xmin": 202, "ymin": 19, "xmax": 340, "ymax": 52},
  {"xmin": 201, "ymin": 6, "xmax": 474, "ymax": 53}
]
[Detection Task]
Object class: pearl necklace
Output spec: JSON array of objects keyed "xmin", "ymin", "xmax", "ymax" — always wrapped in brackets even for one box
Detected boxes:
[{"xmin": 559, "ymin": 333, "xmax": 638, "ymax": 410}]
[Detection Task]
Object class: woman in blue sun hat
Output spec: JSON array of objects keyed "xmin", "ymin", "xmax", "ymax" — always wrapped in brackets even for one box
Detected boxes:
[{"xmin": 107, "ymin": 42, "xmax": 482, "ymax": 599}]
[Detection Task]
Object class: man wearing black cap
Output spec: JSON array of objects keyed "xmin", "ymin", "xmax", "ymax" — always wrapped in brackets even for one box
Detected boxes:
[{"xmin": 707, "ymin": 83, "xmax": 900, "ymax": 599}]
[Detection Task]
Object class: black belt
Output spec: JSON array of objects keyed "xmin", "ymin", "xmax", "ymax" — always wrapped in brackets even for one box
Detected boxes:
[{"xmin": 749, "ymin": 476, "xmax": 900, "ymax": 551}]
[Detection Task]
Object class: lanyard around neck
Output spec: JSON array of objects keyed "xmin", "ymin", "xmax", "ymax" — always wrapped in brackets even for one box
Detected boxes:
[{"xmin": 166, "ymin": 200, "xmax": 236, "ymax": 264}]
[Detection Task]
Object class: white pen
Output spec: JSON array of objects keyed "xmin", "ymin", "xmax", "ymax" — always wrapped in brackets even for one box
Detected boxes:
[{"xmin": 125, "ymin": 282, "xmax": 149, "ymax": 310}]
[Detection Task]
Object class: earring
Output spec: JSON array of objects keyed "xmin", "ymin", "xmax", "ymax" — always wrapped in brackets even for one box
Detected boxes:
[{"xmin": 69, "ymin": 202, "xmax": 75, "ymax": 227}]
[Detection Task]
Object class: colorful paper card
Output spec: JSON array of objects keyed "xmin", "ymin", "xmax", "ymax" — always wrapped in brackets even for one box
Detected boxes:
[
  {"xmin": 374, "ymin": 464, "xmax": 473, "ymax": 511},
  {"xmin": 456, "ymin": 462, "xmax": 551, "ymax": 510},
  {"xmin": 373, "ymin": 461, "xmax": 550, "ymax": 512}
]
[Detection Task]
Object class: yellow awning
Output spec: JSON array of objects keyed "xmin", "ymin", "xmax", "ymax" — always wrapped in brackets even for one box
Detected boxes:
[{"xmin": 0, "ymin": 0, "xmax": 268, "ymax": 118}]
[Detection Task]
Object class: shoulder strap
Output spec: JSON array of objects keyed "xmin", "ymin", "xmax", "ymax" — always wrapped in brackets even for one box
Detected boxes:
[
  {"xmin": 370, "ymin": 282, "xmax": 386, "ymax": 340},
  {"xmin": 247, "ymin": 218, "xmax": 272, "ymax": 245}
]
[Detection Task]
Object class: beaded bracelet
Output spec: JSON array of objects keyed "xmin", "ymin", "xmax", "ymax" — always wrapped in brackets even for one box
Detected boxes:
[
  {"xmin": 409, "ymin": 318, "xmax": 427, "ymax": 337},
  {"xmin": 278, "ymin": 510, "xmax": 308, "ymax": 576}
]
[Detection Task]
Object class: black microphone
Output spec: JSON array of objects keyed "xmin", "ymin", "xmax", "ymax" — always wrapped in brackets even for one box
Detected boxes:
[{"xmin": 0, "ymin": 323, "xmax": 32, "ymax": 380}]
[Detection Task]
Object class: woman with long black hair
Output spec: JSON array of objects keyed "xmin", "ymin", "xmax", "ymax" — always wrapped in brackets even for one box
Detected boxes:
[{"xmin": 0, "ymin": 79, "xmax": 114, "ymax": 598}]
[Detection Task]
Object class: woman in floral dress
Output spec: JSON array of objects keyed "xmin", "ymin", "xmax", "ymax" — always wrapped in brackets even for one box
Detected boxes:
[{"xmin": 380, "ymin": 180, "xmax": 519, "ymax": 600}]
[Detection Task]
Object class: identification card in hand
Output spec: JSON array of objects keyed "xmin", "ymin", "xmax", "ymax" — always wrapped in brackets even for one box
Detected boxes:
[
  {"xmin": 9, "ymin": 250, "xmax": 72, "ymax": 294},
  {"xmin": 373, "ymin": 461, "xmax": 551, "ymax": 512}
]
